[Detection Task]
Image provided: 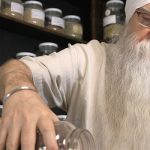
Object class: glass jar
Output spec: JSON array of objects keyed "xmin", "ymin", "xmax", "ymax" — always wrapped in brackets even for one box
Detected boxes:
[
  {"xmin": 16, "ymin": 52, "xmax": 36, "ymax": 59},
  {"xmin": 39, "ymin": 121, "xmax": 96, "ymax": 150},
  {"xmin": 24, "ymin": 1, "xmax": 45, "ymax": 27},
  {"xmin": 37, "ymin": 42, "xmax": 58, "ymax": 56},
  {"xmin": 103, "ymin": 0, "xmax": 125, "ymax": 43},
  {"xmin": 1, "ymin": 0, "xmax": 24, "ymax": 20},
  {"xmin": 45, "ymin": 8, "xmax": 64, "ymax": 33},
  {"xmin": 64, "ymin": 15, "xmax": 83, "ymax": 40}
]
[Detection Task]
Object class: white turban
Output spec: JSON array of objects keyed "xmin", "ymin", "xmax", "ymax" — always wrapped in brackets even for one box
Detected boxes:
[{"xmin": 125, "ymin": 0, "xmax": 150, "ymax": 23}]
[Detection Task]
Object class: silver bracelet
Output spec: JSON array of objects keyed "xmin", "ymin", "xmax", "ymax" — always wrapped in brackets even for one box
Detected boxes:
[{"xmin": 2, "ymin": 86, "xmax": 37, "ymax": 104}]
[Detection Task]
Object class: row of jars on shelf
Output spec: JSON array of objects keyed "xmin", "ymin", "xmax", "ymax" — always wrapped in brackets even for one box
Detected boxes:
[
  {"xmin": 16, "ymin": 42, "xmax": 59, "ymax": 59},
  {"xmin": 0, "ymin": 0, "xmax": 83, "ymax": 40}
]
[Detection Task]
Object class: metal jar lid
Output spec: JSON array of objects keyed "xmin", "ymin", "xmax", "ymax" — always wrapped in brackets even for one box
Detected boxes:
[
  {"xmin": 45, "ymin": 8, "xmax": 62, "ymax": 14},
  {"xmin": 64, "ymin": 15, "xmax": 81, "ymax": 21},
  {"xmin": 39, "ymin": 42, "xmax": 58, "ymax": 48},
  {"xmin": 24, "ymin": 1, "xmax": 43, "ymax": 7},
  {"xmin": 16, "ymin": 52, "xmax": 36, "ymax": 59},
  {"xmin": 106, "ymin": 0, "xmax": 124, "ymax": 5}
]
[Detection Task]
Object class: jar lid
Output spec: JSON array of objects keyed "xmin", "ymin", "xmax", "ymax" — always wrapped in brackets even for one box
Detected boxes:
[
  {"xmin": 39, "ymin": 42, "xmax": 58, "ymax": 48},
  {"xmin": 16, "ymin": 52, "xmax": 36, "ymax": 58},
  {"xmin": 106, "ymin": 0, "xmax": 124, "ymax": 5},
  {"xmin": 45, "ymin": 8, "xmax": 62, "ymax": 14},
  {"xmin": 64, "ymin": 15, "xmax": 81, "ymax": 21},
  {"xmin": 24, "ymin": 1, "xmax": 43, "ymax": 7}
]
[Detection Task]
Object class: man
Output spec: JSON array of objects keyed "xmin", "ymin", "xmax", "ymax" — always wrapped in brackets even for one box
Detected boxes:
[{"xmin": 0, "ymin": 0, "xmax": 150, "ymax": 149}]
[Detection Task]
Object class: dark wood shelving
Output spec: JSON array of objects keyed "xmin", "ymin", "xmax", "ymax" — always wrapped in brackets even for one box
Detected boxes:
[
  {"xmin": 29, "ymin": 0, "xmax": 92, "ymax": 41},
  {"xmin": 0, "ymin": 13, "xmax": 86, "ymax": 47},
  {"xmin": 0, "ymin": 0, "xmax": 96, "ymax": 65}
]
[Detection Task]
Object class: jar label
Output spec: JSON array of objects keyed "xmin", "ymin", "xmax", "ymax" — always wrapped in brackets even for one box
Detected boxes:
[
  {"xmin": 51, "ymin": 17, "xmax": 64, "ymax": 28},
  {"xmin": 103, "ymin": 15, "xmax": 116, "ymax": 27},
  {"xmin": 11, "ymin": 2, "xmax": 23, "ymax": 15},
  {"xmin": 105, "ymin": 9, "xmax": 111, "ymax": 16},
  {"xmin": 31, "ymin": 9, "xmax": 45, "ymax": 21}
]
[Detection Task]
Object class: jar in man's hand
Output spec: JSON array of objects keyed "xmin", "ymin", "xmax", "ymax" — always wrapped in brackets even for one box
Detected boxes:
[{"xmin": 38, "ymin": 121, "xmax": 96, "ymax": 150}]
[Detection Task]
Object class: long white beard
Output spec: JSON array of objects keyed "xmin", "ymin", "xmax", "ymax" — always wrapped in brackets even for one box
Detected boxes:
[{"xmin": 105, "ymin": 28, "xmax": 150, "ymax": 150}]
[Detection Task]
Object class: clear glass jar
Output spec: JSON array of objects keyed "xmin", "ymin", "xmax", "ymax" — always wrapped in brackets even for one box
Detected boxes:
[
  {"xmin": 37, "ymin": 42, "xmax": 58, "ymax": 56},
  {"xmin": 16, "ymin": 52, "xmax": 36, "ymax": 59},
  {"xmin": 39, "ymin": 121, "xmax": 96, "ymax": 150},
  {"xmin": 45, "ymin": 8, "xmax": 64, "ymax": 33},
  {"xmin": 103, "ymin": 0, "xmax": 125, "ymax": 43},
  {"xmin": 24, "ymin": 1, "xmax": 45, "ymax": 27},
  {"xmin": 1, "ymin": 0, "xmax": 24, "ymax": 20},
  {"xmin": 64, "ymin": 15, "xmax": 83, "ymax": 40}
]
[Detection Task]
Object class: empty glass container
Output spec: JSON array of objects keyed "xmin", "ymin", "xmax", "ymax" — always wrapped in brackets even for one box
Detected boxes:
[{"xmin": 38, "ymin": 121, "xmax": 96, "ymax": 150}]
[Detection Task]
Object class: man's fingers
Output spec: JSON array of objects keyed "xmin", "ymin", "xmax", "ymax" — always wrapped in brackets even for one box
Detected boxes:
[
  {"xmin": 35, "ymin": 132, "xmax": 44, "ymax": 150},
  {"xmin": 0, "ymin": 122, "xmax": 7, "ymax": 150},
  {"xmin": 21, "ymin": 123, "xmax": 36, "ymax": 150},
  {"xmin": 38, "ymin": 116, "xmax": 58, "ymax": 150},
  {"xmin": 6, "ymin": 125, "xmax": 21, "ymax": 150}
]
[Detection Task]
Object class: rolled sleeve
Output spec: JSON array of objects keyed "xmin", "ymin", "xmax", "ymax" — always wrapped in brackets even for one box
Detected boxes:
[{"xmin": 20, "ymin": 44, "xmax": 86, "ymax": 111}]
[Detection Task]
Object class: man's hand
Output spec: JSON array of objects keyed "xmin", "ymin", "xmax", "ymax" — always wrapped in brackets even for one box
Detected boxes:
[{"xmin": 0, "ymin": 90, "xmax": 59, "ymax": 150}]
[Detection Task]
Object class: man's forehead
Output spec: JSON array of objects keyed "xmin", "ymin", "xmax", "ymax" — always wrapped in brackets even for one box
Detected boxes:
[
  {"xmin": 143, "ymin": 3, "xmax": 150, "ymax": 10},
  {"xmin": 125, "ymin": 0, "xmax": 150, "ymax": 23}
]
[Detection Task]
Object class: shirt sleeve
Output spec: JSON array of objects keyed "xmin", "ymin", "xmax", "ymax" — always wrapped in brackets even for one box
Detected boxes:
[{"xmin": 20, "ymin": 43, "xmax": 87, "ymax": 111}]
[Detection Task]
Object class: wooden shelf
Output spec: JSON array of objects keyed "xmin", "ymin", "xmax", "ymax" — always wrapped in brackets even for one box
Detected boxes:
[
  {"xmin": 0, "ymin": 13, "xmax": 86, "ymax": 48},
  {"xmin": 0, "ymin": 0, "xmax": 91, "ymax": 65}
]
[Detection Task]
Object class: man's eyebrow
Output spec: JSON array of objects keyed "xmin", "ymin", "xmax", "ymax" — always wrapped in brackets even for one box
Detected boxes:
[{"xmin": 138, "ymin": 7, "xmax": 150, "ymax": 14}]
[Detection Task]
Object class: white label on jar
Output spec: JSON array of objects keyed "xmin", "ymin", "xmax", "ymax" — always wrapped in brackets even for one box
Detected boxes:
[
  {"xmin": 103, "ymin": 15, "xmax": 116, "ymax": 27},
  {"xmin": 105, "ymin": 9, "xmax": 111, "ymax": 16},
  {"xmin": 31, "ymin": 9, "xmax": 45, "ymax": 21},
  {"xmin": 11, "ymin": 2, "xmax": 24, "ymax": 15},
  {"xmin": 51, "ymin": 17, "xmax": 64, "ymax": 28}
]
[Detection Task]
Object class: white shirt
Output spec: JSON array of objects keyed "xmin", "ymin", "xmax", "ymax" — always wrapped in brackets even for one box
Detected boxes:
[{"xmin": 21, "ymin": 40, "xmax": 108, "ymax": 150}]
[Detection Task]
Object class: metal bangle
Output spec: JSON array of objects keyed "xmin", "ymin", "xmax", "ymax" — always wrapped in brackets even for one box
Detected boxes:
[{"xmin": 2, "ymin": 86, "xmax": 37, "ymax": 104}]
